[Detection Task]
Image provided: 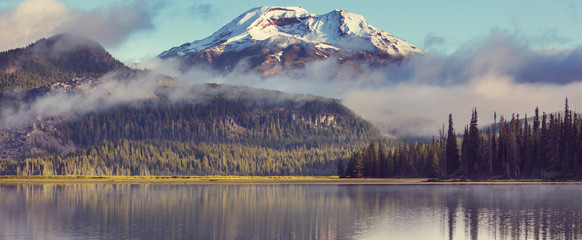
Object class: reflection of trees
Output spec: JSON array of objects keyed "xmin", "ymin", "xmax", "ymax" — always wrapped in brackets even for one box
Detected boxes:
[
  {"xmin": 445, "ymin": 189, "xmax": 459, "ymax": 240},
  {"xmin": 0, "ymin": 184, "xmax": 401, "ymax": 240},
  {"xmin": 440, "ymin": 184, "xmax": 582, "ymax": 240},
  {"xmin": 464, "ymin": 190, "xmax": 479, "ymax": 240},
  {"xmin": 2, "ymin": 184, "xmax": 582, "ymax": 240}
]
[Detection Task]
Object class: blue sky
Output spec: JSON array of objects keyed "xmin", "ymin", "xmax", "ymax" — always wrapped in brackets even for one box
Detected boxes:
[{"xmin": 1, "ymin": 0, "xmax": 581, "ymax": 62}]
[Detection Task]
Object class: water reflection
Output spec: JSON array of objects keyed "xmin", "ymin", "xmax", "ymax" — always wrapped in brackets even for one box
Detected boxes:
[{"xmin": 0, "ymin": 184, "xmax": 581, "ymax": 240}]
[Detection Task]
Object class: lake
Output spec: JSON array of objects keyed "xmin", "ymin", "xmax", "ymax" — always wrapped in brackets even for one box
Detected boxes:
[{"xmin": 1, "ymin": 183, "xmax": 581, "ymax": 240}]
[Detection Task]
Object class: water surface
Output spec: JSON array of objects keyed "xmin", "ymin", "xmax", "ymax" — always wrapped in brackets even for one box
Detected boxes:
[{"xmin": 1, "ymin": 183, "xmax": 581, "ymax": 240}]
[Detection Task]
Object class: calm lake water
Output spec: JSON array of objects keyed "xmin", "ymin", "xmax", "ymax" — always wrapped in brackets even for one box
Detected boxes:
[{"xmin": 1, "ymin": 183, "xmax": 581, "ymax": 240}]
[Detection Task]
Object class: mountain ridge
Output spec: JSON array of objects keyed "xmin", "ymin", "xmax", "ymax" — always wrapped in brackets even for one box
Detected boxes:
[{"xmin": 159, "ymin": 6, "xmax": 423, "ymax": 76}]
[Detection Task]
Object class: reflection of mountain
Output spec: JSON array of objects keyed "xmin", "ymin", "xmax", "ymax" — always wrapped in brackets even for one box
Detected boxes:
[{"xmin": 1, "ymin": 184, "xmax": 581, "ymax": 240}]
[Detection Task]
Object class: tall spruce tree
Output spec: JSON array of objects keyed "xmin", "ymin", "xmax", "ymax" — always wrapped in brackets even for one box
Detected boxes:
[
  {"xmin": 539, "ymin": 112, "xmax": 548, "ymax": 177},
  {"xmin": 491, "ymin": 112, "xmax": 498, "ymax": 174},
  {"xmin": 467, "ymin": 108, "xmax": 480, "ymax": 174},
  {"xmin": 561, "ymin": 98, "xmax": 577, "ymax": 175},
  {"xmin": 446, "ymin": 114, "xmax": 460, "ymax": 175},
  {"xmin": 461, "ymin": 126, "xmax": 469, "ymax": 174},
  {"xmin": 532, "ymin": 107, "xmax": 541, "ymax": 176}
]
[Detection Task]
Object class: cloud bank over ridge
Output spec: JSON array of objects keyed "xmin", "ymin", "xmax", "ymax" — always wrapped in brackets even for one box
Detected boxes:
[{"xmin": 143, "ymin": 31, "xmax": 582, "ymax": 137}]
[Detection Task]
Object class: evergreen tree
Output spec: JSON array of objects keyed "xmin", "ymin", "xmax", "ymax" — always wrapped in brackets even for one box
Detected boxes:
[
  {"xmin": 547, "ymin": 113, "xmax": 560, "ymax": 174},
  {"xmin": 467, "ymin": 108, "xmax": 480, "ymax": 174},
  {"xmin": 337, "ymin": 159, "xmax": 346, "ymax": 178},
  {"xmin": 509, "ymin": 114, "xmax": 521, "ymax": 177},
  {"xmin": 486, "ymin": 127, "xmax": 493, "ymax": 174},
  {"xmin": 348, "ymin": 151, "xmax": 364, "ymax": 178},
  {"xmin": 461, "ymin": 126, "xmax": 469, "ymax": 174},
  {"xmin": 368, "ymin": 142, "xmax": 379, "ymax": 177},
  {"xmin": 491, "ymin": 112, "xmax": 498, "ymax": 174},
  {"xmin": 532, "ymin": 107, "xmax": 541, "ymax": 177},
  {"xmin": 378, "ymin": 143, "xmax": 390, "ymax": 177},
  {"xmin": 445, "ymin": 114, "xmax": 460, "ymax": 175},
  {"xmin": 522, "ymin": 114, "xmax": 531, "ymax": 174},
  {"xmin": 560, "ymin": 98, "xmax": 578, "ymax": 175}
]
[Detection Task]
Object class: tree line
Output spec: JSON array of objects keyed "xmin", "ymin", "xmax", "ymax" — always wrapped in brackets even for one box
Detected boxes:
[
  {"xmin": 1, "ymin": 140, "xmax": 352, "ymax": 176},
  {"xmin": 341, "ymin": 99, "xmax": 582, "ymax": 179}
]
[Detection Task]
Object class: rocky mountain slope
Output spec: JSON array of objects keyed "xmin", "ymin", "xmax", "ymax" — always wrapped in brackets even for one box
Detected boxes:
[{"xmin": 159, "ymin": 6, "xmax": 423, "ymax": 76}]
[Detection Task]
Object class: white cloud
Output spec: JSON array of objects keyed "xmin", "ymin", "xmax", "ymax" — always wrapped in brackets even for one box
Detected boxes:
[
  {"xmin": 0, "ymin": 0, "xmax": 157, "ymax": 51},
  {"xmin": 0, "ymin": 0, "xmax": 70, "ymax": 50}
]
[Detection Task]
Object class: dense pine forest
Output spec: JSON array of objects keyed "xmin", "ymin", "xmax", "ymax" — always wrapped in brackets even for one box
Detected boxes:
[
  {"xmin": 0, "ymin": 93, "xmax": 380, "ymax": 176},
  {"xmin": 342, "ymin": 99, "xmax": 582, "ymax": 180}
]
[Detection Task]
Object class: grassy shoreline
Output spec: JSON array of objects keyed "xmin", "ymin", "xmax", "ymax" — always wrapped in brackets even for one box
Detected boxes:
[
  {"xmin": 0, "ymin": 176, "xmax": 425, "ymax": 184},
  {"xmin": 1, "ymin": 176, "xmax": 582, "ymax": 184}
]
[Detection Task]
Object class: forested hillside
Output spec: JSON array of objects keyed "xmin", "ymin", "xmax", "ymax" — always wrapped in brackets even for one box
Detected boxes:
[
  {"xmin": 0, "ymin": 87, "xmax": 380, "ymax": 176},
  {"xmin": 0, "ymin": 33, "xmax": 126, "ymax": 93},
  {"xmin": 342, "ymin": 100, "xmax": 582, "ymax": 180}
]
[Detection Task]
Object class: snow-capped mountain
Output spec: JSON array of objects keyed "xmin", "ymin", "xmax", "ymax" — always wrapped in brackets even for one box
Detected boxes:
[{"xmin": 160, "ymin": 6, "xmax": 423, "ymax": 76}]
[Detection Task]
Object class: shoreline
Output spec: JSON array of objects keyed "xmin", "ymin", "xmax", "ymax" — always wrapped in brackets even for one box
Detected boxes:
[
  {"xmin": 0, "ymin": 176, "xmax": 426, "ymax": 184},
  {"xmin": 1, "ymin": 176, "xmax": 581, "ymax": 184}
]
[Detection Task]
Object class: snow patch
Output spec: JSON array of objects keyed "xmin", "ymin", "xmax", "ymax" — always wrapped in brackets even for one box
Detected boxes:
[{"xmin": 238, "ymin": 11, "xmax": 257, "ymax": 25}]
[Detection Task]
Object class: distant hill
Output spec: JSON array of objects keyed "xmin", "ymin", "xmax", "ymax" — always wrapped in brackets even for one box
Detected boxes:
[
  {"xmin": 0, "ymin": 84, "xmax": 380, "ymax": 176},
  {"xmin": 0, "ymin": 33, "xmax": 127, "ymax": 93}
]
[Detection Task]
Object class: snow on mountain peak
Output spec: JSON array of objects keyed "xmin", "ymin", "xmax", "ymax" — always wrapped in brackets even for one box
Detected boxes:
[
  {"xmin": 160, "ymin": 6, "xmax": 422, "ymax": 58},
  {"xmin": 159, "ymin": 7, "xmax": 423, "ymax": 76}
]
